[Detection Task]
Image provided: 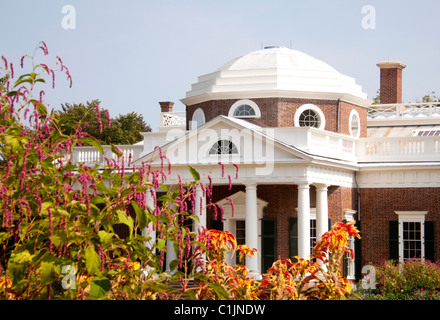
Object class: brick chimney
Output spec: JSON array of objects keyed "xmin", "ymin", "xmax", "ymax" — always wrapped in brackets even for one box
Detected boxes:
[
  {"xmin": 377, "ymin": 61, "xmax": 406, "ymax": 104},
  {"xmin": 159, "ymin": 101, "xmax": 174, "ymax": 112}
]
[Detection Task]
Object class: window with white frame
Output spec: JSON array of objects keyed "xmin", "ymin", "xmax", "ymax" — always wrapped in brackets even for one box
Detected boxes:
[
  {"xmin": 343, "ymin": 209, "xmax": 357, "ymax": 280},
  {"xmin": 228, "ymin": 99, "xmax": 261, "ymax": 118},
  {"xmin": 209, "ymin": 140, "xmax": 238, "ymax": 155},
  {"xmin": 395, "ymin": 211, "xmax": 428, "ymax": 262},
  {"xmin": 191, "ymin": 108, "xmax": 205, "ymax": 129},
  {"xmin": 294, "ymin": 104, "xmax": 326, "ymax": 130},
  {"xmin": 349, "ymin": 109, "xmax": 361, "ymax": 138}
]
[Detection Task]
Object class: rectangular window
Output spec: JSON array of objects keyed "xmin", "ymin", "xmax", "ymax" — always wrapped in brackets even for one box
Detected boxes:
[
  {"xmin": 310, "ymin": 219, "xmax": 317, "ymax": 254},
  {"xmin": 395, "ymin": 211, "xmax": 429, "ymax": 263},
  {"xmin": 235, "ymin": 220, "xmax": 246, "ymax": 265},
  {"xmin": 402, "ymin": 221, "xmax": 422, "ymax": 260}
]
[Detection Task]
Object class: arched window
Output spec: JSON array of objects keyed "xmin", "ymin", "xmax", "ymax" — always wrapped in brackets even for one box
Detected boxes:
[
  {"xmin": 294, "ymin": 104, "xmax": 325, "ymax": 130},
  {"xmin": 191, "ymin": 108, "xmax": 205, "ymax": 129},
  {"xmin": 233, "ymin": 104, "xmax": 256, "ymax": 117},
  {"xmin": 349, "ymin": 109, "xmax": 361, "ymax": 138},
  {"xmin": 209, "ymin": 140, "xmax": 238, "ymax": 155},
  {"xmin": 228, "ymin": 99, "xmax": 261, "ymax": 118}
]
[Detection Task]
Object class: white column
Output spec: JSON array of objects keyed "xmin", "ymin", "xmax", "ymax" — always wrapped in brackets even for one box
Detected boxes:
[
  {"xmin": 142, "ymin": 187, "xmax": 156, "ymax": 248},
  {"xmin": 245, "ymin": 183, "xmax": 260, "ymax": 277},
  {"xmin": 315, "ymin": 184, "xmax": 329, "ymax": 241},
  {"xmin": 193, "ymin": 184, "xmax": 206, "ymax": 233},
  {"xmin": 297, "ymin": 183, "xmax": 311, "ymax": 259}
]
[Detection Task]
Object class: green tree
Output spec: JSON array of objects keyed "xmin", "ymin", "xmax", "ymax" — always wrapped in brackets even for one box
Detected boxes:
[{"xmin": 57, "ymin": 101, "xmax": 151, "ymax": 145}]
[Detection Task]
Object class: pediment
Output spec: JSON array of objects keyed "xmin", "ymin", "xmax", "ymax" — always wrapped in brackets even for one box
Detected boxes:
[{"xmin": 133, "ymin": 116, "xmax": 312, "ymax": 167}]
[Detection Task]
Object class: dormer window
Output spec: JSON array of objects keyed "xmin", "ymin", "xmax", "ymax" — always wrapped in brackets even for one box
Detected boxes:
[
  {"xmin": 228, "ymin": 99, "xmax": 261, "ymax": 119},
  {"xmin": 209, "ymin": 140, "xmax": 238, "ymax": 155}
]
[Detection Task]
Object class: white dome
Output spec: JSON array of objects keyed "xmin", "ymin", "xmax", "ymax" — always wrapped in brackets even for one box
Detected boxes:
[{"xmin": 181, "ymin": 46, "xmax": 369, "ymax": 106}]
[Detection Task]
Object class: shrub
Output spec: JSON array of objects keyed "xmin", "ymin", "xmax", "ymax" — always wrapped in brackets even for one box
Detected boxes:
[{"xmin": 375, "ymin": 259, "xmax": 440, "ymax": 296}]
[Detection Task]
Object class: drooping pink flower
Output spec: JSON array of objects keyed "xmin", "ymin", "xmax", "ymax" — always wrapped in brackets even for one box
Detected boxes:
[
  {"xmin": 226, "ymin": 197, "xmax": 235, "ymax": 217},
  {"xmin": 228, "ymin": 175, "xmax": 232, "ymax": 190},
  {"xmin": 39, "ymin": 41, "xmax": 49, "ymax": 55},
  {"xmin": 1, "ymin": 56, "xmax": 8, "ymax": 69},
  {"xmin": 233, "ymin": 163, "xmax": 239, "ymax": 179},
  {"xmin": 218, "ymin": 162, "xmax": 225, "ymax": 177},
  {"xmin": 20, "ymin": 55, "xmax": 26, "ymax": 68}
]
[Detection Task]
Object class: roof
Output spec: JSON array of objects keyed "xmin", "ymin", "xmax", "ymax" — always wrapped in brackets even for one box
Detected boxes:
[{"xmin": 181, "ymin": 46, "xmax": 369, "ymax": 106}]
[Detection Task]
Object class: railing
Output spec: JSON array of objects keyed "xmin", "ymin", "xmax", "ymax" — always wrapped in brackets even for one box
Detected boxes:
[
  {"xmin": 357, "ymin": 136, "xmax": 440, "ymax": 162},
  {"xmin": 71, "ymin": 144, "xmax": 143, "ymax": 166},
  {"xmin": 368, "ymin": 102, "xmax": 440, "ymax": 120},
  {"xmin": 160, "ymin": 111, "xmax": 186, "ymax": 127},
  {"xmin": 273, "ymin": 127, "xmax": 357, "ymax": 162}
]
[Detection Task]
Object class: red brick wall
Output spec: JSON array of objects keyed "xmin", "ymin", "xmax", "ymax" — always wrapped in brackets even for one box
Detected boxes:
[
  {"xmin": 207, "ymin": 184, "xmax": 357, "ymax": 260},
  {"xmin": 359, "ymin": 187, "xmax": 440, "ymax": 266},
  {"xmin": 185, "ymin": 98, "xmax": 367, "ymax": 137},
  {"xmin": 379, "ymin": 68, "xmax": 403, "ymax": 104}
]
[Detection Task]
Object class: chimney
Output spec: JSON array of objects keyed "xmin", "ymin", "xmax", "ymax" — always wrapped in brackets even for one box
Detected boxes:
[
  {"xmin": 159, "ymin": 101, "xmax": 174, "ymax": 113},
  {"xmin": 377, "ymin": 61, "xmax": 406, "ymax": 104}
]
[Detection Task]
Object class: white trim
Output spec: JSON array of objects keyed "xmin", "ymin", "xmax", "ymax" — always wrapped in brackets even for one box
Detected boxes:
[
  {"xmin": 294, "ymin": 104, "xmax": 326, "ymax": 130},
  {"xmin": 228, "ymin": 99, "xmax": 261, "ymax": 118},
  {"xmin": 395, "ymin": 211, "xmax": 428, "ymax": 262},
  {"xmin": 191, "ymin": 108, "xmax": 205, "ymax": 129},
  {"xmin": 349, "ymin": 109, "xmax": 361, "ymax": 138}
]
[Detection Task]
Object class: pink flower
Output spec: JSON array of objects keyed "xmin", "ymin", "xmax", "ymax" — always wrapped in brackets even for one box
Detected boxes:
[
  {"xmin": 20, "ymin": 55, "xmax": 26, "ymax": 68},
  {"xmin": 233, "ymin": 163, "xmax": 239, "ymax": 179},
  {"xmin": 1, "ymin": 56, "xmax": 8, "ymax": 69},
  {"xmin": 228, "ymin": 175, "xmax": 232, "ymax": 190},
  {"xmin": 105, "ymin": 109, "xmax": 111, "ymax": 127},
  {"xmin": 39, "ymin": 41, "xmax": 49, "ymax": 55},
  {"xmin": 218, "ymin": 162, "xmax": 225, "ymax": 177},
  {"xmin": 226, "ymin": 197, "xmax": 235, "ymax": 217},
  {"xmin": 50, "ymin": 69, "xmax": 55, "ymax": 88}
]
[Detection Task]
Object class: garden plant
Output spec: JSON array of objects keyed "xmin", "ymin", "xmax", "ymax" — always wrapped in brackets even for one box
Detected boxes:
[{"xmin": 1, "ymin": 42, "xmax": 361, "ymax": 300}]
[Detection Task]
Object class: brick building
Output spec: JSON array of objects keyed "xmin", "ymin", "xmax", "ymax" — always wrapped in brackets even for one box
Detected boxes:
[{"xmin": 74, "ymin": 46, "xmax": 440, "ymax": 280}]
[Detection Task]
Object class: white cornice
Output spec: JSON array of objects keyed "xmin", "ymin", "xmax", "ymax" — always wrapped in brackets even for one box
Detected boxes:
[{"xmin": 180, "ymin": 90, "xmax": 371, "ymax": 108}]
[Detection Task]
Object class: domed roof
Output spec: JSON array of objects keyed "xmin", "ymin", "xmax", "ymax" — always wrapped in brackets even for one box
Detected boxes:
[{"xmin": 181, "ymin": 46, "xmax": 369, "ymax": 106}]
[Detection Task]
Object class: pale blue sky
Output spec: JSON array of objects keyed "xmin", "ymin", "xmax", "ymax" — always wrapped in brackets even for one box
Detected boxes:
[{"xmin": 2, "ymin": 1, "xmax": 440, "ymax": 129}]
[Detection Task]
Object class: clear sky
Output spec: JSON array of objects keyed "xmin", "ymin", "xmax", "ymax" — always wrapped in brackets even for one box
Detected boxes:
[{"xmin": 2, "ymin": 0, "xmax": 440, "ymax": 129}]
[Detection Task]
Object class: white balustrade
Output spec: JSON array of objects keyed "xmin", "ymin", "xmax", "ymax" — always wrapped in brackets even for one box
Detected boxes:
[
  {"xmin": 357, "ymin": 136, "xmax": 440, "ymax": 162},
  {"xmin": 71, "ymin": 144, "xmax": 143, "ymax": 167}
]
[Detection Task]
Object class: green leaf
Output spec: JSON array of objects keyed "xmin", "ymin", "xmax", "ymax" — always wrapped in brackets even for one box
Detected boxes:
[
  {"xmin": 36, "ymin": 102, "xmax": 47, "ymax": 116},
  {"xmin": 39, "ymin": 260, "xmax": 56, "ymax": 286},
  {"xmin": 131, "ymin": 201, "xmax": 147, "ymax": 230},
  {"xmin": 79, "ymin": 136, "xmax": 104, "ymax": 154},
  {"xmin": 188, "ymin": 165, "xmax": 200, "ymax": 181},
  {"xmin": 110, "ymin": 144, "xmax": 121, "ymax": 157},
  {"xmin": 7, "ymin": 248, "xmax": 32, "ymax": 287},
  {"xmin": 89, "ymin": 277, "xmax": 111, "ymax": 299},
  {"xmin": 84, "ymin": 246, "xmax": 101, "ymax": 275},
  {"xmin": 98, "ymin": 230, "xmax": 114, "ymax": 247},
  {"xmin": 116, "ymin": 210, "xmax": 133, "ymax": 236},
  {"xmin": 209, "ymin": 283, "xmax": 230, "ymax": 300},
  {"xmin": 156, "ymin": 238, "xmax": 166, "ymax": 251}
]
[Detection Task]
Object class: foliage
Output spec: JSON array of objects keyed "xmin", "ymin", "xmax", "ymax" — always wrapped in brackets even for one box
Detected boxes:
[
  {"xmin": 375, "ymin": 259, "xmax": 440, "ymax": 295},
  {"xmin": 1, "ymin": 42, "xmax": 361, "ymax": 300},
  {"xmin": 190, "ymin": 221, "xmax": 360, "ymax": 300},
  {"xmin": 0, "ymin": 42, "xmax": 200, "ymax": 300},
  {"xmin": 57, "ymin": 101, "xmax": 151, "ymax": 145}
]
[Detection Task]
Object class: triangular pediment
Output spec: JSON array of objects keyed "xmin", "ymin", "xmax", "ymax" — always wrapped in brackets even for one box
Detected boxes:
[{"xmin": 133, "ymin": 115, "xmax": 312, "ymax": 167}]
